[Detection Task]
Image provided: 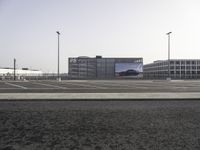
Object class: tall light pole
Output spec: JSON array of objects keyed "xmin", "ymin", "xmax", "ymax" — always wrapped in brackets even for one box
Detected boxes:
[
  {"xmin": 14, "ymin": 58, "xmax": 16, "ymax": 81},
  {"xmin": 166, "ymin": 32, "xmax": 172, "ymax": 79},
  {"xmin": 56, "ymin": 31, "xmax": 60, "ymax": 81}
]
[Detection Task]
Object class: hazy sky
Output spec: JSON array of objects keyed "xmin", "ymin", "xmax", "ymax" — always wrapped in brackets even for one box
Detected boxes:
[{"xmin": 1, "ymin": 0, "xmax": 200, "ymax": 73}]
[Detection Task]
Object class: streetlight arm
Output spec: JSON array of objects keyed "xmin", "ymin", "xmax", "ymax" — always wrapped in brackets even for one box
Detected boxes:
[{"xmin": 166, "ymin": 32, "xmax": 172, "ymax": 35}]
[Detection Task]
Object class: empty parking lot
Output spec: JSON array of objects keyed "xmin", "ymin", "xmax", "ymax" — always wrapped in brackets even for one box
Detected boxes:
[
  {"xmin": 1, "ymin": 80, "xmax": 200, "ymax": 149},
  {"xmin": 0, "ymin": 80, "xmax": 200, "ymax": 93}
]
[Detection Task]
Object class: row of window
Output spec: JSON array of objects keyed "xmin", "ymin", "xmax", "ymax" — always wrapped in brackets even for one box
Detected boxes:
[
  {"xmin": 170, "ymin": 71, "xmax": 200, "ymax": 74},
  {"xmin": 145, "ymin": 60, "xmax": 200, "ymax": 68},
  {"xmin": 170, "ymin": 61, "xmax": 200, "ymax": 65},
  {"xmin": 144, "ymin": 71, "xmax": 200, "ymax": 75},
  {"xmin": 170, "ymin": 66, "xmax": 200, "ymax": 69},
  {"xmin": 144, "ymin": 66, "xmax": 200, "ymax": 71}
]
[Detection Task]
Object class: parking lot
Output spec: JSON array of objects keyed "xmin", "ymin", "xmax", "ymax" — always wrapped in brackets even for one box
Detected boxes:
[
  {"xmin": 1, "ymin": 80, "xmax": 200, "ymax": 93},
  {"xmin": 1, "ymin": 80, "xmax": 200, "ymax": 149}
]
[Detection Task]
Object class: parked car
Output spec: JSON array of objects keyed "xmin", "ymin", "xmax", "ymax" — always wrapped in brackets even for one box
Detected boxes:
[{"xmin": 119, "ymin": 69, "xmax": 139, "ymax": 76}]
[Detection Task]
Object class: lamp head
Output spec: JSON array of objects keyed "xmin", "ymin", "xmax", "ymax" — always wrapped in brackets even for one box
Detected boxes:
[
  {"xmin": 56, "ymin": 31, "xmax": 60, "ymax": 35},
  {"xmin": 166, "ymin": 32, "xmax": 172, "ymax": 35}
]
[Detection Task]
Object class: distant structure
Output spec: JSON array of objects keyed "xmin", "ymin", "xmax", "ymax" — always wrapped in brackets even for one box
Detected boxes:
[
  {"xmin": 0, "ymin": 68, "xmax": 42, "ymax": 80},
  {"xmin": 68, "ymin": 56, "xmax": 143, "ymax": 79},
  {"xmin": 144, "ymin": 59, "xmax": 200, "ymax": 79}
]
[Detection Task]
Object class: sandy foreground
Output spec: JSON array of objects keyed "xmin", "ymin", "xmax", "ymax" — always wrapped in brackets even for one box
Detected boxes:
[{"xmin": 0, "ymin": 101, "xmax": 200, "ymax": 150}]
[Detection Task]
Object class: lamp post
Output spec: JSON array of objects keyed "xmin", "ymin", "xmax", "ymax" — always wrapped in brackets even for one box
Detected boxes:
[
  {"xmin": 166, "ymin": 32, "xmax": 172, "ymax": 79},
  {"xmin": 14, "ymin": 58, "xmax": 16, "ymax": 80},
  {"xmin": 56, "ymin": 31, "xmax": 61, "ymax": 81}
]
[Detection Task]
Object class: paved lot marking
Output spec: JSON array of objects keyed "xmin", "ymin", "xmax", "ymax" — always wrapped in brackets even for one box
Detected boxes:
[
  {"xmin": 32, "ymin": 82, "xmax": 68, "ymax": 89},
  {"xmin": 1, "ymin": 80, "xmax": 200, "ymax": 93},
  {"xmin": 5, "ymin": 82, "xmax": 27, "ymax": 89},
  {"xmin": 0, "ymin": 88, "xmax": 21, "ymax": 89},
  {"xmin": 89, "ymin": 82, "xmax": 158, "ymax": 89},
  {"xmin": 65, "ymin": 82, "xmax": 108, "ymax": 89},
  {"xmin": 88, "ymin": 82, "xmax": 134, "ymax": 88}
]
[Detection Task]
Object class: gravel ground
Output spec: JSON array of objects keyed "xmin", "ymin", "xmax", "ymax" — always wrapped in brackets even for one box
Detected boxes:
[{"xmin": 1, "ymin": 101, "xmax": 200, "ymax": 150}]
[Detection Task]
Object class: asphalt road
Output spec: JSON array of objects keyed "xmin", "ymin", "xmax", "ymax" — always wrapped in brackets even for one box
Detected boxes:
[
  {"xmin": 1, "ymin": 100, "xmax": 200, "ymax": 150},
  {"xmin": 1, "ymin": 80, "xmax": 200, "ymax": 93}
]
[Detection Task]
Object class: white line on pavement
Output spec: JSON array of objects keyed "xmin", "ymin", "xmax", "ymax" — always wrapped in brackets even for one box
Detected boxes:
[
  {"xmin": 5, "ymin": 82, "xmax": 28, "ymax": 89},
  {"xmin": 66, "ymin": 82, "xmax": 108, "ymax": 89},
  {"xmin": 32, "ymin": 82, "xmax": 68, "ymax": 89}
]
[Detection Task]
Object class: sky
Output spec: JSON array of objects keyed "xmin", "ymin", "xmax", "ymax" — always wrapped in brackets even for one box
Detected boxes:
[{"xmin": 1, "ymin": 0, "xmax": 200, "ymax": 73}]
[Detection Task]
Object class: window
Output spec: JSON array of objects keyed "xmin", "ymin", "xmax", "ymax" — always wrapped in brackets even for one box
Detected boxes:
[
  {"xmin": 192, "ymin": 66, "xmax": 196, "ymax": 69},
  {"xmin": 192, "ymin": 71, "xmax": 196, "ymax": 74},
  {"xmin": 181, "ymin": 61, "xmax": 185, "ymax": 65},
  {"xmin": 181, "ymin": 66, "xmax": 185, "ymax": 69}
]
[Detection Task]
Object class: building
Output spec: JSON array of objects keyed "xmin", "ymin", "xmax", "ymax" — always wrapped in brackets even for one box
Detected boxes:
[
  {"xmin": 143, "ymin": 59, "xmax": 200, "ymax": 79},
  {"xmin": 68, "ymin": 56, "xmax": 143, "ymax": 79},
  {"xmin": 0, "ymin": 68, "xmax": 43, "ymax": 80}
]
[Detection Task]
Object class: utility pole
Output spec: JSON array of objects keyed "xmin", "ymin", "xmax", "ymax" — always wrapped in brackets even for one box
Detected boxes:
[
  {"xmin": 56, "ymin": 31, "xmax": 61, "ymax": 81},
  {"xmin": 166, "ymin": 32, "xmax": 172, "ymax": 79},
  {"xmin": 14, "ymin": 58, "xmax": 16, "ymax": 80}
]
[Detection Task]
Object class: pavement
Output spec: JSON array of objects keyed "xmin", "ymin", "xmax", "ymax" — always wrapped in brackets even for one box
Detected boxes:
[
  {"xmin": 1, "ymin": 100, "xmax": 200, "ymax": 149},
  {"xmin": 1, "ymin": 82, "xmax": 200, "ymax": 149},
  {"xmin": 0, "ymin": 80, "xmax": 200, "ymax": 100}
]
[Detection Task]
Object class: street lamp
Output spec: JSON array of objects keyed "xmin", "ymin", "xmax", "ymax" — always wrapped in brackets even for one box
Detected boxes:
[
  {"xmin": 14, "ymin": 58, "xmax": 16, "ymax": 81},
  {"xmin": 56, "ymin": 31, "xmax": 61, "ymax": 81},
  {"xmin": 166, "ymin": 32, "xmax": 172, "ymax": 80}
]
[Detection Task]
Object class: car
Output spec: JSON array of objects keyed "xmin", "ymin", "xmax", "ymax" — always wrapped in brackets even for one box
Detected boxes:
[{"xmin": 119, "ymin": 69, "xmax": 139, "ymax": 76}]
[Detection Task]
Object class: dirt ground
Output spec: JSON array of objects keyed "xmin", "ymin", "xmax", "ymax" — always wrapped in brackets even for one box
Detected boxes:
[{"xmin": 0, "ymin": 101, "xmax": 200, "ymax": 150}]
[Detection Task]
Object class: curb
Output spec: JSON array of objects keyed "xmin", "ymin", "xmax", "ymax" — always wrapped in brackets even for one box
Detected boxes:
[{"xmin": 0, "ymin": 93, "xmax": 200, "ymax": 100}]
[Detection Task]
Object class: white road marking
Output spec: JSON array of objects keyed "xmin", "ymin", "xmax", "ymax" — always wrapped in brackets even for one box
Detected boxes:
[
  {"xmin": 32, "ymin": 82, "xmax": 68, "ymax": 89},
  {"xmin": 0, "ymin": 88, "xmax": 22, "ymax": 89},
  {"xmin": 66, "ymin": 82, "xmax": 108, "ymax": 89},
  {"xmin": 88, "ymin": 82, "xmax": 133, "ymax": 88},
  {"xmin": 2, "ymin": 80, "xmax": 200, "ymax": 91},
  {"xmin": 5, "ymin": 82, "xmax": 28, "ymax": 89}
]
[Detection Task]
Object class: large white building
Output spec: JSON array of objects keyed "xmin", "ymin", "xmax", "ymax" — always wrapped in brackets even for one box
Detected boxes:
[
  {"xmin": 144, "ymin": 59, "xmax": 200, "ymax": 79},
  {"xmin": 0, "ymin": 68, "xmax": 42, "ymax": 79}
]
